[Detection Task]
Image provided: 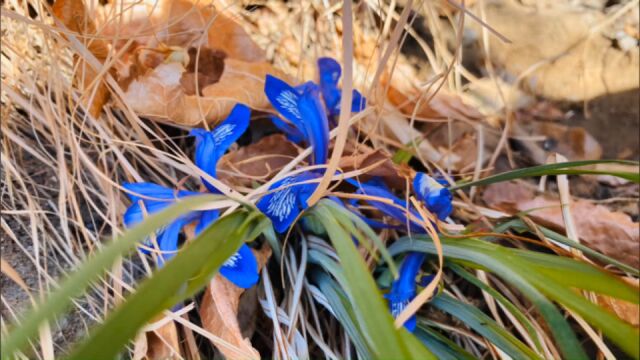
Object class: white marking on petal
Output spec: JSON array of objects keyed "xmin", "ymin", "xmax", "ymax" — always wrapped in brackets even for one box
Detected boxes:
[
  {"xmin": 276, "ymin": 90, "xmax": 302, "ymax": 119},
  {"xmin": 223, "ymin": 252, "xmax": 242, "ymax": 268},
  {"xmin": 214, "ymin": 124, "xmax": 236, "ymax": 145},
  {"xmin": 391, "ymin": 299, "xmax": 411, "ymax": 319},
  {"xmin": 417, "ymin": 174, "xmax": 443, "ymax": 198},
  {"xmin": 266, "ymin": 177, "xmax": 297, "ymax": 222}
]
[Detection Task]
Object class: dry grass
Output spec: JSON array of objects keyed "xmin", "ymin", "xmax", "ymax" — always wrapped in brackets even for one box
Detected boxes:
[{"xmin": 2, "ymin": 0, "xmax": 636, "ymax": 359}]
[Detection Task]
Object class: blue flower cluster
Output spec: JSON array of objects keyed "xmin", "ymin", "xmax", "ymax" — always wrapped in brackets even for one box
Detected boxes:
[
  {"xmin": 123, "ymin": 104, "xmax": 259, "ymax": 289},
  {"xmin": 121, "ymin": 57, "xmax": 455, "ymax": 326}
]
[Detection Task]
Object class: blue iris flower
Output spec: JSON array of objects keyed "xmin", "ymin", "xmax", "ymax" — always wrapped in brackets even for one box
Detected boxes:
[
  {"xmin": 317, "ymin": 57, "xmax": 366, "ymax": 116},
  {"xmin": 122, "ymin": 103, "xmax": 259, "ymax": 289},
  {"xmin": 413, "ymin": 172, "xmax": 453, "ymax": 221},
  {"xmin": 258, "ymin": 70, "xmax": 335, "ymax": 233},
  {"xmin": 385, "ymin": 252, "xmax": 425, "ymax": 332},
  {"xmin": 264, "ymin": 75, "xmax": 330, "ymax": 165},
  {"xmin": 189, "ymin": 104, "xmax": 251, "ymax": 193},
  {"xmin": 257, "ymin": 171, "xmax": 320, "ymax": 234},
  {"xmin": 257, "ymin": 58, "xmax": 367, "ymax": 233},
  {"xmin": 268, "ymin": 57, "xmax": 366, "ymax": 143},
  {"xmin": 349, "ymin": 173, "xmax": 453, "ymax": 331}
]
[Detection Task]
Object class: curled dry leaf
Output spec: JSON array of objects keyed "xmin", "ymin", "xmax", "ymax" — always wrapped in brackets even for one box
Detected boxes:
[
  {"xmin": 162, "ymin": 0, "xmax": 265, "ymax": 62},
  {"xmin": 53, "ymin": 0, "xmax": 111, "ymax": 117},
  {"xmin": 99, "ymin": 0, "xmax": 279, "ymax": 125},
  {"xmin": 218, "ymin": 134, "xmax": 300, "ymax": 188},
  {"xmin": 200, "ymin": 246, "xmax": 272, "ymax": 360},
  {"xmin": 483, "ymin": 181, "xmax": 640, "ymax": 268},
  {"xmin": 426, "ymin": 120, "xmax": 500, "ymax": 173},
  {"xmin": 124, "ymin": 58, "xmax": 285, "ymax": 126}
]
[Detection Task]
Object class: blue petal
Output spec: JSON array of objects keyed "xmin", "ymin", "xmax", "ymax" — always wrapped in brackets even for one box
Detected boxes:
[
  {"xmin": 257, "ymin": 172, "xmax": 319, "ymax": 233},
  {"xmin": 123, "ymin": 182, "xmax": 197, "ymax": 203},
  {"xmin": 318, "ymin": 58, "xmax": 341, "ymax": 89},
  {"xmin": 413, "ymin": 173, "xmax": 453, "ymax": 221},
  {"xmin": 123, "ymin": 199, "xmax": 176, "ymax": 228},
  {"xmin": 351, "ymin": 89, "xmax": 366, "ymax": 113},
  {"xmin": 317, "ymin": 57, "xmax": 342, "ymax": 115},
  {"xmin": 211, "ymin": 104, "xmax": 251, "ymax": 160},
  {"xmin": 264, "ymin": 75, "xmax": 306, "ymax": 131},
  {"xmin": 219, "ymin": 244, "xmax": 259, "ymax": 288},
  {"xmin": 385, "ymin": 252, "xmax": 425, "ymax": 332},
  {"xmin": 270, "ymin": 116, "xmax": 305, "ymax": 144},
  {"xmin": 154, "ymin": 218, "xmax": 185, "ymax": 265},
  {"xmin": 347, "ymin": 178, "xmax": 422, "ymax": 231},
  {"xmin": 297, "ymin": 84, "xmax": 329, "ymax": 165},
  {"xmin": 194, "ymin": 209, "xmax": 220, "ymax": 235},
  {"xmin": 318, "ymin": 57, "xmax": 367, "ymax": 116},
  {"xmin": 265, "ymin": 75, "xmax": 329, "ymax": 165},
  {"xmin": 190, "ymin": 129, "xmax": 218, "ymax": 192},
  {"xmin": 295, "ymin": 81, "xmax": 319, "ymax": 95},
  {"xmin": 190, "ymin": 104, "xmax": 250, "ymax": 192}
]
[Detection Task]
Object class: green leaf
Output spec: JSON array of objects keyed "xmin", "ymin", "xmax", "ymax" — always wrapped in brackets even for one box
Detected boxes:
[
  {"xmin": 430, "ymin": 294, "xmax": 542, "ymax": 360},
  {"xmin": 1, "ymin": 194, "xmax": 223, "ymax": 358},
  {"xmin": 450, "ymin": 160, "xmax": 639, "ymax": 190},
  {"xmin": 496, "ymin": 218, "xmax": 639, "ymax": 275},
  {"xmin": 65, "ymin": 209, "xmax": 267, "ymax": 360},
  {"xmin": 509, "ymin": 248, "xmax": 639, "ymax": 303},
  {"xmin": 322, "ymin": 199, "xmax": 398, "ymax": 277},
  {"xmin": 449, "ymin": 264, "xmax": 544, "ymax": 353},
  {"xmin": 414, "ymin": 326, "xmax": 476, "ymax": 360},
  {"xmin": 311, "ymin": 201, "xmax": 436, "ymax": 360},
  {"xmin": 313, "ymin": 271, "xmax": 373, "ymax": 358},
  {"xmin": 388, "ymin": 237, "xmax": 590, "ymax": 359},
  {"xmin": 521, "ymin": 268, "xmax": 640, "ymax": 359}
]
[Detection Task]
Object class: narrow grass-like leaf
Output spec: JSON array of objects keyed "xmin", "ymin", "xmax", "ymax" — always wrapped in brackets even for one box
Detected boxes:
[
  {"xmin": 449, "ymin": 264, "xmax": 544, "ymax": 353},
  {"xmin": 450, "ymin": 160, "xmax": 639, "ymax": 190},
  {"xmin": 313, "ymin": 271, "xmax": 372, "ymax": 358},
  {"xmin": 390, "ymin": 236, "xmax": 640, "ymax": 358},
  {"xmin": 65, "ymin": 209, "xmax": 267, "ymax": 360},
  {"xmin": 509, "ymin": 249, "xmax": 639, "ymax": 303},
  {"xmin": 415, "ymin": 326, "xmax": 476, "ymax": 360},
  {"xmin": 1, "ymin": 194, "xmax": 223, "ymax": 358},
  {"xmin": 311, "ymin": 200, "xmax": 436, "ymax": 359},
  {"xmin": 521, "ymin": 268, "xmax": 640, "ymax": 359},
  {"xmin": 388, "ymin": 237, "xmax": 589, "ymax": 359},
  {"xmin": 430, "ymin": 294, "xmax": 542, "ymax": 359},
  {"xmin": 445, "ymin": 238, "xmax": 639, "ymax": 304},
  {"xmin": 323, "ymin": 199, "xmax": 398, "ymax": 277},
  {"xmin": 496, "ymin": 218, "xmax": 639, "ymax": 275}
]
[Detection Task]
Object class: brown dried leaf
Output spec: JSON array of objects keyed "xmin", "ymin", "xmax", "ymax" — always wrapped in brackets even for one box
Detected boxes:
[
  {"xmin": 124, "ymin": 58, "xmax": 285, "ymax": 125},
  {"xmin": 53, "ymin": 0, "xmax": 111, "ymax": 117},
  {"xmin": 146, "ymin": 320, "xmax": 181, "ymax": 359},
  {"xmin": 163, "ymin": 0, "xmax": 265, "ymax": 62},
  {"xmin": 199, "ymin": 246, "xmax": 271, "ymax": 360},
  {"xmin": 338, "ymin": 148, "xmax": 406, "ymax": 189},
  {"xmin": 218, "ymin": 134, "xmax": 300, "ymax": 187},
  {"xmin": 520, "ymin": 122, "xmax": 603, "ymax": 162},
  {"xmin": 179, "ymin": 47, "xmax": 227, "ymax": 96},
  {"xmin": 483, "ymin": 182, "xmax": 640, "ymax": 267},
  {"xmin": 387, "ymin": 85, "xmax": 482, "ymax": 122},
  {"xmin": 597, "ymin": 278, "xmax": 640, "ymax": 327},
  {"xmin": 425, "ymin": 121, "xmax": 499, "ymax": 172}
]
